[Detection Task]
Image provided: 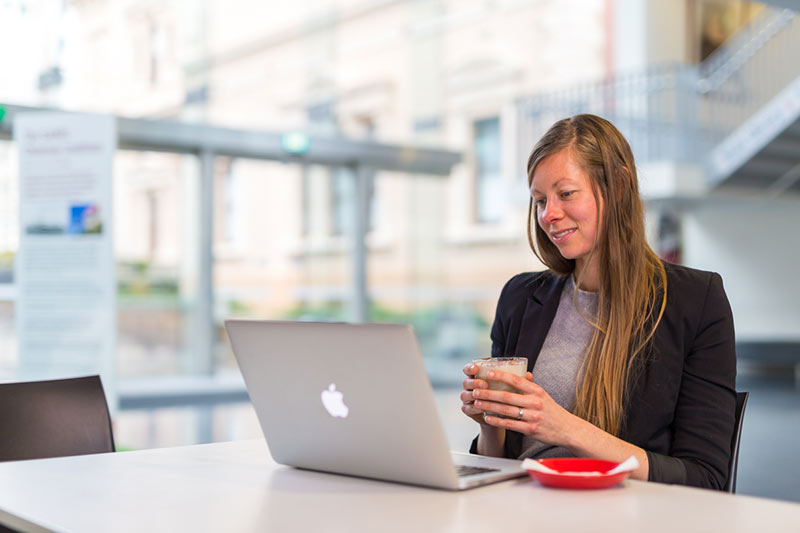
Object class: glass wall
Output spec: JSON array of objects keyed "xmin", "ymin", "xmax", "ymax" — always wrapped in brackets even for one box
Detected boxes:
[
  {"xmin": 0, "ymin": 140, "xmax": 17, "ymax": 380},
  {"xmin": 113, "ymin": 150, "xmax": 195, "ymax": 378},
  {"xmin": 209, "ymin": 160, "xmax": 518, "ymax": 386},
  {"xmin": 0, "ymin": 143, "xmax": 202, "ymax": 383}
]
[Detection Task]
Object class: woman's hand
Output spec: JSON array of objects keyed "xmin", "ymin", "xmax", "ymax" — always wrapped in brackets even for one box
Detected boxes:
[
  {"xmin": 471, "ymin": 369, "xmax": 651, "ymax": 479},
  {"xmin": 460, "ymin": 364, "xmax": 536, "ymax": 426},
  {"xmin": 470, "ymin": 369, "xmax": 579, "ymax": 446},
  {"xmin": 460, "ymin": 363, "xmax": 490, "ymax": 425}
]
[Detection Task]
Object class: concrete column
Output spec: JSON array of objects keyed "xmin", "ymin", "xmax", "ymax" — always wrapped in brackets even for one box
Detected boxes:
[
  {"xmin": 613, "ymin": 0, "xmax": 690, "ymax": 71},
  {"xmin": 350, "ymin": 165, "xmax": 370, "ymax": 323},
  {"xmin": 196, "ymin": 150, "xmax": 215, "ymax": 374}
]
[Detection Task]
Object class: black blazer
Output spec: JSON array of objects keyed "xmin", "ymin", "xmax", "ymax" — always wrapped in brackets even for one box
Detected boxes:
[{"xmin": 478, "ymin": 262, "xmax": 737, "ymax": 490}]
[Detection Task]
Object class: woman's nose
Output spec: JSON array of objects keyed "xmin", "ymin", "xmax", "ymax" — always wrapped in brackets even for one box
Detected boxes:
[{"xmin": 540, "ymin": 200, "xmax": 563, "ymax": 224}]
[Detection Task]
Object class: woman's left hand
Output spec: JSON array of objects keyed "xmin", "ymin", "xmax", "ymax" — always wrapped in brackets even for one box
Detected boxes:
[{"xmin": 471, "ymin": 369, "xmax": 579, "ymax": 446}]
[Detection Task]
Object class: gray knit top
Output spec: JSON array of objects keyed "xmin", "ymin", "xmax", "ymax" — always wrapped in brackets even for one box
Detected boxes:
[{"xmin": 518, "ymin": 274, "xmax": 598, "ymax": 459}]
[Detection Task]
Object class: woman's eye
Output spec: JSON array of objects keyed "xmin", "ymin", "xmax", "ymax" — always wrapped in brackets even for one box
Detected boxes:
[
  {"xmin": 534, "ymin": 198, "xmax": 546, "ymax": 207},
  {"xmin": 561, "ymin": 190, "xmax": 574, "ymax": 199}
]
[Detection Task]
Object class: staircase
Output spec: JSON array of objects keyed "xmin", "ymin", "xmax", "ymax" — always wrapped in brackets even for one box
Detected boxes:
[{"xmin": 516, "ymin": 7, "xmax": 800, "ymax": 197}]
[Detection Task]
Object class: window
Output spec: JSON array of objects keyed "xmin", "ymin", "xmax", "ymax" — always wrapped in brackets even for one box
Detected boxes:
[
  {"xmin": 330, "ymin": 168, "xmax": 351, "ymax": 236},
  {"xmin": 474, "ymin": 117, "xmax": 504, "ymax": 223},
  {"xmin": 329, "ymin": 168, "xmax": 376, "ymax": 236},
  {"xmin": 223, "ymin": 161, "xmax": 241, "ymax": 245},
  {"xmin": 149, "ymin": 21, "xmax": 166, "ymax": 85},
  {"xmin": 695, "ymin": 1, "xmax": 764, "ymax": 61},
  {"xmin": 301, "ymin": 165, "xmax": 311, "ymax": 237}
]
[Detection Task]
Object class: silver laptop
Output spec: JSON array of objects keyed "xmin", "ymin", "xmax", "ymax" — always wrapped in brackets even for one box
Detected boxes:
[{"xmin": 225, "ymin": 319, "xmax": 526, "ymax": 490}]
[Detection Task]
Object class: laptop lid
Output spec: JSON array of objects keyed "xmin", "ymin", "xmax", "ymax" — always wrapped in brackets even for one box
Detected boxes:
[{"xmin": 225, "ymin": 319, "xmax": 523, "ymax": 490}]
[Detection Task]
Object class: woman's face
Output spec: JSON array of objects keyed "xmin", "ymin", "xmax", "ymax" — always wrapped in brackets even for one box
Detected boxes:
[{"xmin": 530, "ymin": 148, "xmax": 602, "ymax": 273}]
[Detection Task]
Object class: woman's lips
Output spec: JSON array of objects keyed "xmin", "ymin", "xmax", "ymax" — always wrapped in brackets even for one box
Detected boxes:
[{"xmin": 550, "ymin": 228, "xmax": 576, "ymax": 244}]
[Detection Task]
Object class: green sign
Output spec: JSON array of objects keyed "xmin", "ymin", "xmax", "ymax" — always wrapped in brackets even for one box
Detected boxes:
[
  {"xmin": 280, "ymin": 131, "xmax": 311, "ymax": 155},
  {"xmin": 0, "ymin": 105, "xmax": 6, "ymax": 123}
]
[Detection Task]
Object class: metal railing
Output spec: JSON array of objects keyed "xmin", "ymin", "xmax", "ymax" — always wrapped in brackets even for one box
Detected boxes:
[
  {"xmin": 698, "ymin": 8, "xmax": 794, "ymax": 92},
  {"xmin": 517, "ymin": 64, "xmax": 705, "ymax": 165},
  {"xmin": 516, "ymin": 8, "xmax": 800, "ymax": 178}
]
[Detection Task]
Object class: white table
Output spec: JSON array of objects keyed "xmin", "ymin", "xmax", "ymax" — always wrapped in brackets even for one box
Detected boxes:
[{"xmin": 1, "ymin": 439, "xmax": 798, "ymax": 533}]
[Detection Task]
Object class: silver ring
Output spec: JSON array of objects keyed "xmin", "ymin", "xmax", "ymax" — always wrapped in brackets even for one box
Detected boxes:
[{"xmin": 517, "ymin": 407, "xmax": 524, "ymax": 421}]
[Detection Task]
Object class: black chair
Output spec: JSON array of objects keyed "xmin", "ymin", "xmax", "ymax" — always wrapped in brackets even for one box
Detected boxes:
[
  {"xmin": 724, "ymin": 391, "xmax": 749, "ymax": 494},
  {"xmin": 0, "ymin": 375, "xmax": 115, "ymax": 462}
]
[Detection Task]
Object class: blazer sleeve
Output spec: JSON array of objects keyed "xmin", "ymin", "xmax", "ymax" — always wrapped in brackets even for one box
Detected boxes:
[
  {"xmin": 645, "ymin": 272, "xmax": 737, "ymax": 489},
  {"xmin": 470, "ymin": 273, "xmax": 531, "ymax": 456},
  {"xmin": 488, "ymin": 273, "xmax": 525, "ymax": 357}
]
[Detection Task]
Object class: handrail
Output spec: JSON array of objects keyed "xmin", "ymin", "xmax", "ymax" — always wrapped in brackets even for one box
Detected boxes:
[
  {"xmin": 699, "ymin": 9, "xmax": 794, "ymax": 93},
  {"xmin": 516, "ymin": 64, "xmax": 704, "ymax": 165},
  {"xmin": 516, "ymin": 7, "xmax": 800, "ymax": 180}
]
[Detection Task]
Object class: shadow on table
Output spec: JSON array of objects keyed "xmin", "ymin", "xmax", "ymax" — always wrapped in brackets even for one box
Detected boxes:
[{"xmin": 256, "ymin": 466, "xmax": 462, "ymax": 529}]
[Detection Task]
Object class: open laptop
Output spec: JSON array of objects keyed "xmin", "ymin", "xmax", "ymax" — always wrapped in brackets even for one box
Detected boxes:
[{"xmin": 225, "ymin": 319, "xmax": 526, "ymax": 490}]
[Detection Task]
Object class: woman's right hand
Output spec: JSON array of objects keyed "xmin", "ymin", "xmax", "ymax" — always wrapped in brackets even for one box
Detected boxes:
[{"xmin": 460, "ymin": 363, "xmax": 489, "ymax": 425}]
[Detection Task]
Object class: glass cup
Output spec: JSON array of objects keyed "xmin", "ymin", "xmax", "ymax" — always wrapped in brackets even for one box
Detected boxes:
[{"xmin": 471, "ymin": 357, "xmax": 528, "ymax": 418}]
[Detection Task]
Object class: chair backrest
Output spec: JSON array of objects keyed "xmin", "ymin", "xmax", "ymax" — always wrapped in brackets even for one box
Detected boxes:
[
  {"xmin": 0, "ymin": 375, "xmax": 115, "ymax": 462},
  {"xmin": 724, "ymin": 391, "xmax": 749, "ymax": 494}
]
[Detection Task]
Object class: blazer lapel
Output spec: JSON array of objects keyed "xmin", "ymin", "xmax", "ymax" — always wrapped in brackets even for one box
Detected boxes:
[{"xmin": 516, "ymin": 273, "xmax": 567, "ymax": 373}]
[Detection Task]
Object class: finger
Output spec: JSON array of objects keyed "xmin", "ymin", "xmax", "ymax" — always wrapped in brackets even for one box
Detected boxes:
[
  {"xmin": 460, "ymin": 390, "xmax": 477, "ymax": 404},
  {"xmin": 462, "ymin": 363, "xmax": 479, "ymax": 377},
  {"xmin": 472, "ymin": 387, "xmax": 522, "ymax": 406},
  {"xmin": 462, "ymin": 378, "xmax": 487, "ymax": 392},
  {"xmin": 526, "ymin": 372, "xmax": 534, "ymax": 381},
  {"xmin": 473, "ymin": 399, "xmax": 522, "ymax": 419},
  {"xmin": 461, "ymin": 403, "xmax": 483, "ymax": 417},
  {"xmin": 485, "ymin": 369, "xmax": 536, "ymax": 392},
  {"xmin": 482, "ymin": 414, "xmax": 535, "ymax": 433}
]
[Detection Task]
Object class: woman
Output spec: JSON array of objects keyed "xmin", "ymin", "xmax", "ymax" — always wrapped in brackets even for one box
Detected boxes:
[{"xmin": 460, "ymin": 114, "xmax": 736, "ymax": 489}]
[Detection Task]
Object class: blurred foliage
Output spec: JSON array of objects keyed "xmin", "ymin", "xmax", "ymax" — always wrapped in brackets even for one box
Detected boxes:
[
  {"xmin": 116, "ymin": 260, "xmax": 179, "ymax": 303},
  {"xmin": 280, "ymin": 301, "xmax": 490, "ymax": 360},
  {"xmin": 0, "ymin": 251, "xmax": 14, "ymax": 268},
  {"xmin": 281, "ymin": 301, "xmax": 348, "ymax": 322},
  {"xmin": 227, "ymin": 300, "xmax": 252, "ymax": 314}
]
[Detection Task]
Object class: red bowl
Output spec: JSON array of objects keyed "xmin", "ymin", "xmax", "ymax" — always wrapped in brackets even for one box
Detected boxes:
[{"xmin": 526, "ymin": 458, "xmax": 632, "ymax": 489}]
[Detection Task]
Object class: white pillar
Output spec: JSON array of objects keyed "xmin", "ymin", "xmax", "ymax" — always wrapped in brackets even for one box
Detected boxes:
[{"xmin": 350, "ymin": 165, "xmax": 370, "ymax": 323}]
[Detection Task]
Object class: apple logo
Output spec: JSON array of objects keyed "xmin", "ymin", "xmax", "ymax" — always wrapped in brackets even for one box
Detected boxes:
[{"xmin": 321, "ymin": 383, "xmax": 349, "ymax": 418}]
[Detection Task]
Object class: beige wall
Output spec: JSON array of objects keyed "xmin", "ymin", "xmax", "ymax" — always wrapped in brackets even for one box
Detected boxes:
[{"xmin": 682, "ymin": 195, "xmax": 800, "ymax": 342}]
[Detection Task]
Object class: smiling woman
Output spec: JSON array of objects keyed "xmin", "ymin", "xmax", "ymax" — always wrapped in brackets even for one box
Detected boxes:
[
  {"xmin": 530, "ymin": 149, "xmax": 602, "ymax": 291},
  {"xmin": 460, "ymin": 114, "xmax": 738, "ymax": 491}
]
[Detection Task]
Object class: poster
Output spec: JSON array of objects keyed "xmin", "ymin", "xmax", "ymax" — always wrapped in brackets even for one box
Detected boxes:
[{"xmin": 14, "ymin": 112, "xmax": 116, "ymax": 406}]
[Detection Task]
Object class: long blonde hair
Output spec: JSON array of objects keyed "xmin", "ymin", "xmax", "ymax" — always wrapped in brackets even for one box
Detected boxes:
[{"xmin": 526, "ymin": 114, "xmax": 667, "ymax": 436}]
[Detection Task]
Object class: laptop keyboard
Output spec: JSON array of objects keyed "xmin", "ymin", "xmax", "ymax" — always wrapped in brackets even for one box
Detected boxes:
[{"xmin": 455, "ymin": 465, "xmax": 500, "ymax": 478}]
